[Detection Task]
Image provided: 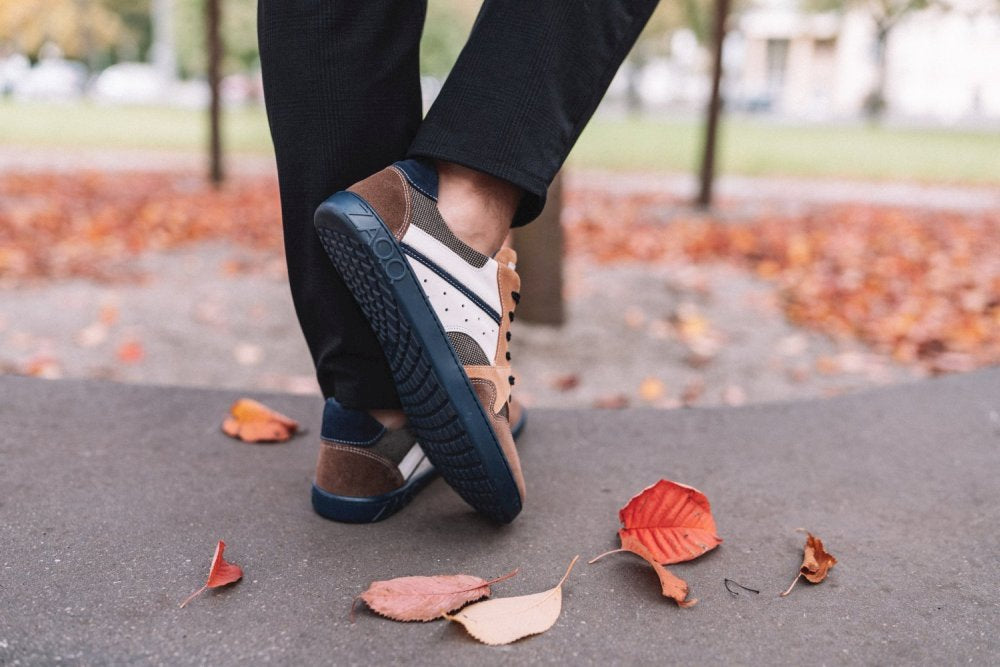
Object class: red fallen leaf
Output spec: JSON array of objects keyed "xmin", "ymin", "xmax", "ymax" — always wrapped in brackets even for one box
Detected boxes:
[
  {"xmin": 221, "ymin": 398, "xmax": 298, "ymax": 443},
  {"xmin": 355, "ymin": 569, "xmax": 518, "ymax": 622},
  {"xmin": 590, "ymin": 534, "xmax": 697, "ymax": 608},
  {"xmin": 550, "ymin": 374, "xmax": 580, "ymax": 392},
  {"xmin": 116, "ymin": 340, "xmax": 144, "ymax": 364},
  {"xmin": 781, "ymin": 532, "xmax": 838, "ymax": 597},
  {"xmin": 617, "ymin": 480, "xmax": 722, "ymax": 564},
  {"xmin": 179, "ymin": 540, "xmax": 243, "ymax": 608}
]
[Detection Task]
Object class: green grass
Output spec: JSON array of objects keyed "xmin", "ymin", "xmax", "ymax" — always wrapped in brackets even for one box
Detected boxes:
[
  {"xmin": 571, "ymin": 117, "xmax": 1000, "ymax": 184},
  {"xmin": 2, "ymin": 101, "xmax": 998, "ymax": 184}
]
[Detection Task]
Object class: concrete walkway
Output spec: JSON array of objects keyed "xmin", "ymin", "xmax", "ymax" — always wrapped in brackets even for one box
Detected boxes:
[{"xmin": 2, "ymin": 372, "xmax": 998, "ymax": 664}]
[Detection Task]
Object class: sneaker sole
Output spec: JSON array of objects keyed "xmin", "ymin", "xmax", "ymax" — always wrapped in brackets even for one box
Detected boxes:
[
  {"xmin": 310, "ymin": 408, "xmax": 527, "ymax": 524},
  {"xmin": 311, "ymin": 467, "xmax": 438, "ymax": 524},
  {"xmin": 314, "ymin": 191, "xmax": 523, "ymax": 523}
]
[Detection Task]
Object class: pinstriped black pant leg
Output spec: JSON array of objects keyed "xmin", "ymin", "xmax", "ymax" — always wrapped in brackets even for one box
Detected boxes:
[{"xmin": 258, "ymin": 0, "xmax": 426, "ymax": 408}]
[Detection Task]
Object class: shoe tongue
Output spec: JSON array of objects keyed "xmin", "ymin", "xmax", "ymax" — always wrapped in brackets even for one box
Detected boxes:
[{"xmin": 321, "ymin": 398, "xmax": 385, "ymax": 444}]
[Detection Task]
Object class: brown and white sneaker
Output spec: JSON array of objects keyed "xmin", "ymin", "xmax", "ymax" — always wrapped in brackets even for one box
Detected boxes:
[{"xmin": 314, "ymin": 159, "xmax": 526, "ymax": 523}]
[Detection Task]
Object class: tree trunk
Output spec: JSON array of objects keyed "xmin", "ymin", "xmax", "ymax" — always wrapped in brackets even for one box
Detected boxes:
[
  {"xmin": 511, "ymin": 172, "xmax": 565, "ymax": 326},
  {"xmin": 206, "ymin": 0, "xmax": 224, "ymax": 185},
  {"xmin": 864, "ymin": 25, "xmax": 890, "ymax": 120},
  {"xmin": 696, "ymin": 0, "xmax": 730, "ymax": 208}
]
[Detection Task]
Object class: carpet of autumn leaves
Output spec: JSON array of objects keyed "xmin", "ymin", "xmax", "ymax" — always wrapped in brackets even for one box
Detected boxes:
[
  {"xmin": 2, "ymin": 171, "xmax": 997, "ymax": 374},
  {"xmin": 564, "ymin": 188, "xmax": 1000, "ymax": 374},
  {"xmin": 0, "ymin": 171, "xmax": 281, "ymax": 283}
]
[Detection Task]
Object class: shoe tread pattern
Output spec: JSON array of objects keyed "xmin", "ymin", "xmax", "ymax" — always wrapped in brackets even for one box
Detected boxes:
[{"xmin": 315, "ymin": 195, "xmax": 520, "ymax": 522}]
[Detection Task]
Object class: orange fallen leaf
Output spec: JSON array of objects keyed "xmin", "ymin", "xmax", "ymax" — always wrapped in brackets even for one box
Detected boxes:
[
  {"xmin": 179, "ymin": 540, "xmax": 243, "ymax": 608},
  {"xmin": 116, "ymin": 340, "xmax": 145, "ymax": 364},
  {"xmin": 617, "ymin": 479, "xmax": 722, "ymax": 564},
  {"xmin": 221, "ymin": 398, "xmax": 298, "ymax": 443},
  {"xmin": 638, "ymin": 377, "xmax": 666, "ymax": 402},
  {"xmin": 781, "ymin": 532, "xmax": 837, "ymax": 597},
  {"xmin": 355, "ymin": 569, "xmax": 518, "ymax": 622},
  {"xmin": 590, "ymin": 534, "xmax": 697, "ymax": 608},
  {"xmin": 445, "ymin": 557, "xmax": 578, "ymax": 645}
]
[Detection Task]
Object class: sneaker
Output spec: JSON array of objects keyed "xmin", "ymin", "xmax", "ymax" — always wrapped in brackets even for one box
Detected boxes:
[
  {"xmin": 312, "ymin": 397, "xmax": 527, "ymax": 523},
  {"xmin": 313, "ymin": 159, "xmax": 526, "ymax": 523}
]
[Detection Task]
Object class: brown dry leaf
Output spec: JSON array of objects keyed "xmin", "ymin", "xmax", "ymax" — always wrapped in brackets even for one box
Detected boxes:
[
  {"xmin": 781, "ymin": 532, "xmax": 838, "ymax": 597},
  {"xmin": 549, "ymin": 374, "xmax": 580, "ymax": 392},
  {"xmin": 355, "ymin": 570, "xmax": 517, "ymax": 622},
  {"xmin": 221, "ymin": 398, "xmax": 299, "ymax": 443},
  {"xmin": 445, "ymin": 557, "xmax": 578, "ymax": 646},
  {"xmin": 593, "ymin": 393, "xmax": 629, "ymax": 409},
  {"xmin": 590, "ymin": 534, "xmax": 696, "ymax": 608}
]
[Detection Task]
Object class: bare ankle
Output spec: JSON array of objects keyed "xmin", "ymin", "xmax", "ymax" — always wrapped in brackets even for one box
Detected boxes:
[
  {"xmin": 435, "ymin": 161, "xmax": 521, "ymax": 256},
  {"xmin": 367, "ymin": 409, "xmax": 407, "ymax": 430}
]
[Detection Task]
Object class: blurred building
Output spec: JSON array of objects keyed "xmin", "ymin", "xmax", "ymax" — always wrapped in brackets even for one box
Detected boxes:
[{"xmin": 735, "ymin": 2, "xmax": 1000, "ymax": 122}]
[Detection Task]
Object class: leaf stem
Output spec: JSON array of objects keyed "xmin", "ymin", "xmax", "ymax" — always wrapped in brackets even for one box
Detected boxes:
[
  {"xmin": 484, "ymin": 568, "xmax": 519, "ymax": 587},
  {"xmin": 587, "ymin": 548, "xmax": 627, "ymax": 564},
  {"xmin": 179, "ymin": 585, "xmax": 207, "ymax": 608},
  {"xmin": 558, "ymin": 556, "xmax": 580, "ymax": 588},
  {"xmin": 780, "ymin": 573, "xmax": 802, "ymax": 597}
]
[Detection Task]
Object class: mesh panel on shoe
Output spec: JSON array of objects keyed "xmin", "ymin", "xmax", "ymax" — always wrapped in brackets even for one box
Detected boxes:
[
  {"xmin": 370, "ymin": 428, "xmax": 418, "ymax": 465},
  {"xmin": 448, "ymin": 331, "xmax": 490, "ymax": 366},
  {"xmin": 410, "ymin": 190, "xmax": 489, "ymax": 268}
]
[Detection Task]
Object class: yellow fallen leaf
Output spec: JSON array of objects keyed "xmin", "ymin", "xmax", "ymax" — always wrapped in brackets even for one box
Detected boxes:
[{"xmin": 445, "ymin": 556, "xmax": 578, "ymax": 645}]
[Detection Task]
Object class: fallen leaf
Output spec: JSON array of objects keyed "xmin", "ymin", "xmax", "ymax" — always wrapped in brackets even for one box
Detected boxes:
[
  {"xmin": 445, "ymin": 556, "xmax": 578, "ymax": 645},
  {"xmin": 781, "ymin": 532, "xmax": 837, "ymax": 597},
  {"xmin": 355, "ymin": 569, "xmax": 517, "ymax": 622},
  {"xmin": 593, "ymin": 393, "xmax": 629, "ymax": 409},
  {"xmin": 221, "ymin": 398, "xmax": 299, "ymax": 443},
  {"xmin": 617, "ymin": 479, "xmax": 722, "ymax": 564},
  {"xmin": 638, "ymin": 377, "xmax": 666, "ymax": 402},
  {"xmin": 179, "ymin": 540, "xmax": 243, "ymax": 608},
  {"xmin": 116, "ymin": 340, "xmax": 144, "ymax": 364},
  {"xmin": 681, "ymin": 379, "xmax": 705, "ymax": 406},
  {"xmin": 590, "ymin": 534, "xmax": 696, "ymax": 607},
  {"xmin": 549, "ymin": 374, "xmax": 580, "ymax": 392}
]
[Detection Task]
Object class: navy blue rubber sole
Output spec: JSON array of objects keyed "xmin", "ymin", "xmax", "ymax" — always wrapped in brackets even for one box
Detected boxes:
[
  {"xmin": 310, "ymin": 409, "xmax": 527, "ymax": 524},
  {"xmin": 314, "ymin": 191, "xmax": 523, "ymax": 524},
  {"xmin": 311, "ymin": 467, "xmax": 438, "ymax": 524}
]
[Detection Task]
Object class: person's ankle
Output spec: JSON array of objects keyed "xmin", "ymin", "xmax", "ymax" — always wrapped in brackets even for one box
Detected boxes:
[
  {"xmin": 367, "ymin": 408, "xmax": 407, "ymax": 430},
  {"xmin": 434, "ymin": 161, "xmax": 521, "ymax": 256}
]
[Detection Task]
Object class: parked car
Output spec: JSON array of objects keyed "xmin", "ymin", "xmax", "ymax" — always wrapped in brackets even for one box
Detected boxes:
[
  {"xmin": 13, "ymin": 58, "xmax": 86, "ymax": 101},
  {"xmin": 91, "ymin": 63, "xmax": 168, "ymax": 105}
]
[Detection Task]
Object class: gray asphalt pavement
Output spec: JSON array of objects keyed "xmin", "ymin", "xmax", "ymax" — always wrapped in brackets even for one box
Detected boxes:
[{"xmin": 1, "ymin": 371, "xmax": 998, "ymax": 665}]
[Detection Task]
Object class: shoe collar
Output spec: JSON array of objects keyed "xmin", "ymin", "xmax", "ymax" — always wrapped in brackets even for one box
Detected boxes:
[
  {"xmin": 394, "ymin": 158, "xmax": 438, "ymax": 202},
  {"xmin": 321, "ymin": 398, "xmax": 386, "ymax": 446}
]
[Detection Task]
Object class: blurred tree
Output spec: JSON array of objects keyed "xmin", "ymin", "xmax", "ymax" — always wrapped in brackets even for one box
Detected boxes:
[
  {"xmin": 174, "ymin": 0, "xmax": 256, "ymax": 77},
  {"xmin": 0, "ymin": 0, "xmax": 129, "ymax": 68},
  {"xmin": 804, "ymin": 0, "xmax": 934, "ymax": 118},
  {"xmin": 696, "ymin": 0, "xmax": 730, "ymax": 207},
  {"xmin": 420, "ymin": 0, "xmax": 478, "ymax": 77},
  {"xmin": 206, "ymin": 0, "xmax": 223, "ymax": 183},
  {"xmin": 625, "ymin": 0, "xmax": 713, "ymax": 112}
]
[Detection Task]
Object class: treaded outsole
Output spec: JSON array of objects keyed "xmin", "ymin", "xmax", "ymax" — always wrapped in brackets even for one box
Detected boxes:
[
  {"xmin": 314, "ymin": 191, "xmax": 522, "ymax": 523},
  {"xmin": 311, "ymin": 468, "xmax": 437, "ymax": 524},
  {"xmin": 311, "ymin": 411, "xmax": 527, "ymax": 524}
]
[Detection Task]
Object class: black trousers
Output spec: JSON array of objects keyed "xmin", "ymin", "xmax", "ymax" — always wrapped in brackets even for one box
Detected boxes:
[{"xmin": 258, "ymin": 0, "xmax": 658, "ymax": 409}]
